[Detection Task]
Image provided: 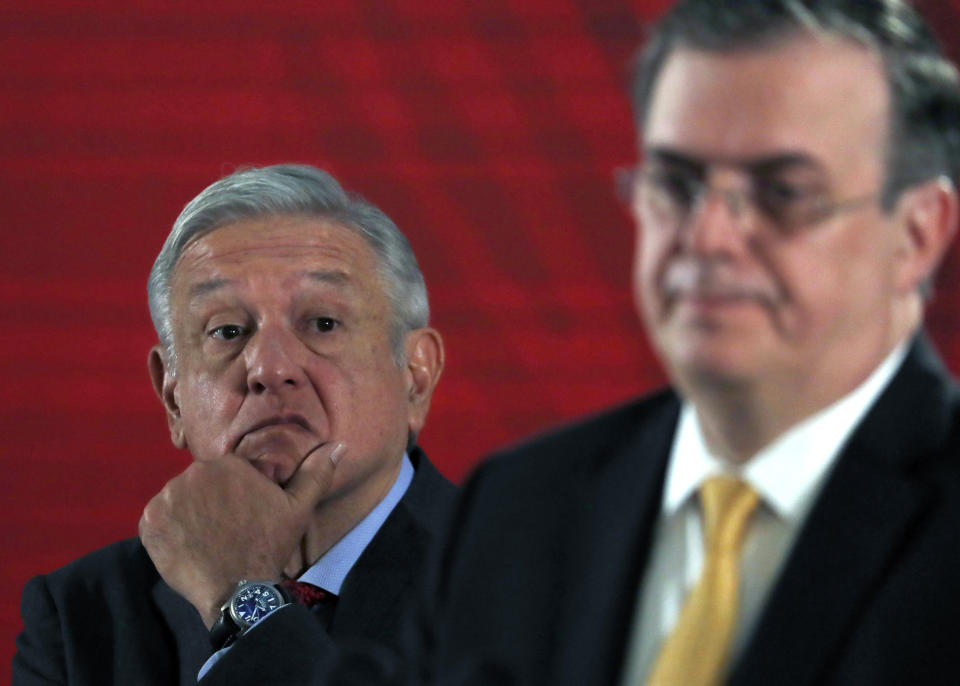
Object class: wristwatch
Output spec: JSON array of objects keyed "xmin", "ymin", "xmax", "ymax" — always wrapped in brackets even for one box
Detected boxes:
[{"xmin": 209, "ymin": 579, "xmax": 292, "ymax": 650}]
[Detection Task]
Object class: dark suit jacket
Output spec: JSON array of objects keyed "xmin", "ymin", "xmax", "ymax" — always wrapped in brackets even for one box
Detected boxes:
[
  {"xmin": 12, "ymin": 448, "xmax": 456, "ymax": 686},
  {"xmin": 165, "ymin": 335, "xmax": 960, "ymax": 685},
  {"xmin": 426, "ymin": 334, "xmax": 960, "ymax": 685}
]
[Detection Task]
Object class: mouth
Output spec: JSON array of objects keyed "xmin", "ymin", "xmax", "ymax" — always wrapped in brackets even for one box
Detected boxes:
[
  {"xmin": 234, "ymin": 414, "xmax": 312, "ymax": 450},
  {"xmin": 666, "ymin": 291, "xmax": 773, "ymax": 327},
  {"xmin": 674, "ymin": 290, "xmax": 759, "ymax": 307}
]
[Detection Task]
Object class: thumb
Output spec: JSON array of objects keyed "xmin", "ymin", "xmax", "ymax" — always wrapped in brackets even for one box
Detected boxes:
[{"xmin": 284, "ymin": 441, "xmax": 346, "ymax": 513}]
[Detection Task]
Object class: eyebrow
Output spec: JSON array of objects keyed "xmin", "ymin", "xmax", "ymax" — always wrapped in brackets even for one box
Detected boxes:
[
  {"xmin": 643, "ymin": 147, "xmax": 828, "ymax": 175},
  {"xmin": 306, "ymin": 270, "xmax": 351, "ymax": 286},
  {"xmin": 186, "ymin": 270, "xmax": 352, "ymax": 302},
  {"xmin": 188, "ymin": 278, "xmax": 231, "ymax": 300}
]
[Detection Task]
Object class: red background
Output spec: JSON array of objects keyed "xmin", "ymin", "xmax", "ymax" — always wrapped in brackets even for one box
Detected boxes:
[{"xmin": 4, "ymin": 1, "xmax": 960, "ymax": 680}]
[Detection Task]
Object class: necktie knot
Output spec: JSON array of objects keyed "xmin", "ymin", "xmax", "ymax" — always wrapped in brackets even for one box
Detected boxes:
[
  {"xmin": 280, "ymin": 579, "xmax": 334, "ymax": 608},
  {"xmin": 700, "ymin": 475, "xmax": 759, "ymax": 552}
]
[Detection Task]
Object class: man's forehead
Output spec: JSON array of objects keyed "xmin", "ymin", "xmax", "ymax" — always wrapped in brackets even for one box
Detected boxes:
[
  {"xmin": 169, "ymin": 216, "xmax": 382, "ymax": 301},
  {"xmin": 641, "ymin": 37, "xmax": 890, "ymax": 180},
  {"xmin": 180, "ymin": 217, "xmax": 370, "ymax": 261}
]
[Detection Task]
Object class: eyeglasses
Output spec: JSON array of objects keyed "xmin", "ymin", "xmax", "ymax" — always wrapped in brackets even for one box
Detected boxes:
[{"xmin": 619, "ymin": 164, "xmax": 878, "ymax": 236}]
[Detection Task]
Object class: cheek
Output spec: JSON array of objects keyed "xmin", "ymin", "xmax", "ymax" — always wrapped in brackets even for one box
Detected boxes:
[
  {"xmin": 767, "ymin": 237, "xmax": 886, "ymax": 343},
  {"xmin": 177, "ymin": 373, "xmax": 241, "ymax": 458},
  {"xmin": 312, "ymin": 354, "xmax": 404, "ymax": 422},
  {"xmin": 633, "ymin": 229, "xmax": 669, "ymax": 312},
  {"xmin": 349, "ymin": 365, "xmax": 410, "ymax": 432}
]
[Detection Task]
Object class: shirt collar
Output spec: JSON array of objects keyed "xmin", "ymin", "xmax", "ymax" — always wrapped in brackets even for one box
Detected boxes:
[
  {"xmin": 664, "ymin": 341, "xmax": 909, "ymax": 523},
  {"xmin": 298, "ymin": 452, "xmax": 414, "ymax": 594}
]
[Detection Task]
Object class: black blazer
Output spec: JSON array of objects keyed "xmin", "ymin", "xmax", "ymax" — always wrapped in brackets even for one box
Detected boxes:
[
  {"xmin": 12, "ymin": 448, "xmax": 456, "ymax": 686},
  {"xmin": 428, "ymin": 334, "xmax": 960, "ymax": 685},
  {"xmin": 147, "ymin": 336, "xmax": 960, "ymax": 685}
]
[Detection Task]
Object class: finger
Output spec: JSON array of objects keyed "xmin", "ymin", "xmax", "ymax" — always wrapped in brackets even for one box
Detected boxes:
[{"xmin": 284, "ymin": 441, "xmax": 345, "ymax": 512}]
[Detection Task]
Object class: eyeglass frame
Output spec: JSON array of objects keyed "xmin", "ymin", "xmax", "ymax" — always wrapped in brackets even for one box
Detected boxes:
[{"xmin": 616, "ymin": 157, "xmax": 880, "ymax": 236}]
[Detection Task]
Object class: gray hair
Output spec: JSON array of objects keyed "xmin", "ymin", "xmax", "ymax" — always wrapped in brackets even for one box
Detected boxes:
[
  {"xmin": 147, "ymin": 164, "xmax": 429, "ymax": 373},
  {"xmin": 631, "ymin": 0, "xmax": 960, "ymax": 210}
]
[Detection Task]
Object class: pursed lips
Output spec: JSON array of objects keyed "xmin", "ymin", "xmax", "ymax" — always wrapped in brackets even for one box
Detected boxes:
[{"xmin": 233, "ymin": 414, "xmax": 313, "ymax": 451}]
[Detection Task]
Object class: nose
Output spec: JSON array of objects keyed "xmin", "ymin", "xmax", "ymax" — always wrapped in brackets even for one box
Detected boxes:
[
  {"xmin": 244, "ymin": 327, "xmax": 308, "ymax": 395},
  {"xmin": 681, "ymin": 184, "xmax": 753, "ymax": 255}
]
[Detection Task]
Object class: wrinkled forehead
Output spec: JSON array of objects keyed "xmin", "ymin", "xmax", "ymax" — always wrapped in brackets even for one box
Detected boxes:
[
  {"xmin": 169, "ymin": 216, "xmax": 387, "ymax": 304},
  {"xmin": 180, "ymin": 215, "xmax": 371, "ymax": 262}
]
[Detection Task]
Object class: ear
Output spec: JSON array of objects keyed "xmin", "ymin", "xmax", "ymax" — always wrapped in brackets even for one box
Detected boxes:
[
  {"xmin": 402, "ymin": 328, "xmax": 444, "ymax": 441},
  {"xmin": 892, "ymin": 177, "xmax": 958, "ymax": 295},
  {"xmin": 148, "ymin": 345, "xmax": 187, "ymax": 449}
]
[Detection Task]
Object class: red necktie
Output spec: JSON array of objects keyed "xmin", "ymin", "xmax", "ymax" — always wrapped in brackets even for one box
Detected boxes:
[{"xmin": 280, "ymin": 578, "xmax": 334, "ymax": 608}]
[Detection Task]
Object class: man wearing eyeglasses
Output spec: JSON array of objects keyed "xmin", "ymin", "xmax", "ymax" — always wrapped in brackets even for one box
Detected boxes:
[{"xmin": 403, "ymin": 1, "xmax": 960, "ymax": 685}]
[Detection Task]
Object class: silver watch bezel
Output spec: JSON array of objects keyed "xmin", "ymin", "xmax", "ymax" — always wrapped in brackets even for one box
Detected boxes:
[{"xmin": 225, "ymin": 579, "xmax": 288, "ymax": 631}]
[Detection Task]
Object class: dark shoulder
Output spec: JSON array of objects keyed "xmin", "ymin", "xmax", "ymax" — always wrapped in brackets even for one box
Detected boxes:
[
  {"xmin": 35, "ymin": 537, "xmax": 157, "ymax": 600},
  {"xmin": 18, "ymin": 537, "xmax": 159, "ymax": 657},
  {"xmin": 403, "ymin": 447, "xmax": 458, "ymax": 533},
  {"xmin": 429, "ymin": 392, "xmax": 678, "ymax": 603},
  {"xmin": 479, "ymin": 389, "xmax": 679, "ymax": 485},
  {"xmin": 437, "ymin": 390, "xmax": 678, "ymax": 530}
]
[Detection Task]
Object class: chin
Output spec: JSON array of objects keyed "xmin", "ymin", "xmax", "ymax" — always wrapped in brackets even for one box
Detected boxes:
[{"xmin": 664, "ymin": 340, "xmax": 765, "ymax": 392}]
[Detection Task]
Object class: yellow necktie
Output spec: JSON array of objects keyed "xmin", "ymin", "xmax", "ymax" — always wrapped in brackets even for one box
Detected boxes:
[{"xmin": 646, "ymin": 476, "xmax": 759, "ymax": 686}]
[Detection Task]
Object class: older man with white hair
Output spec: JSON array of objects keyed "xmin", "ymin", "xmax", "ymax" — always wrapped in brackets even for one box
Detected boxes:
[{"xmin": 14, "ymin": 164, "xmax": 455, "ymax": 685}]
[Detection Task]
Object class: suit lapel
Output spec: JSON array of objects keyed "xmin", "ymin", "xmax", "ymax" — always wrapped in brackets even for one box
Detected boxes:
[
  {"xmin": 332, "ymin": 450, "xmax": 453, "ymax": 643},
  {"xmin": 730, "ymin": 336, "xmax": 952, "ymax": 686},
  {"xmin": 554, "ymin": 396, "xmax": 680, "ymax": 686},
  {"xmin": 332, "ymin": 499, "xmax": 427, "ymax": 642},
  {"xmin": 729, "ymin": 443, "xmax": 926, "ymax": 686}
]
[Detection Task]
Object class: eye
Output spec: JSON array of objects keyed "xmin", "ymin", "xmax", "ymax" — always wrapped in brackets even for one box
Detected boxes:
[
  {"xmin": 647, "ymin": 167, "xmax": 702, "ymax": 208},
  {"xmin": 310, "ymin": 317, "xmax": 339, "ymax": 333},
  {"xmin": 757, "ymin": 179, "xmax": 809, "ymax": 204},
  {"xmin": 755, "ymin": 179, "xmax": 825, "ymax": 223},
  {"xmin": 209, "ymin": 324, "xmax": 247, "ymax": 340}
]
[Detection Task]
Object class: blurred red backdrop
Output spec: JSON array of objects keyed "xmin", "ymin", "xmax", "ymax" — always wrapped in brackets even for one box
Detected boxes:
[{"xmin": 3, "ymin": 0, "xmax": 960, "ymax": 680}]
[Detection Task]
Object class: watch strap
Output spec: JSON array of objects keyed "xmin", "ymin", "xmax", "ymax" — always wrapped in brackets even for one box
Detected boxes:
[{"xmin": 209, "ymin": 610, "xmax": 239, "ymax": 650}]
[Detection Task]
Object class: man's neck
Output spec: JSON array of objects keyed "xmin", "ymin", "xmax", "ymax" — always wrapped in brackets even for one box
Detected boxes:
[
  {"xmin": 684, "ymin": 324, "xmax": 917, "ymax": 464},
  {"xmin": 690, "ymin": 387, "xmax": 831, "ymax": 464}
]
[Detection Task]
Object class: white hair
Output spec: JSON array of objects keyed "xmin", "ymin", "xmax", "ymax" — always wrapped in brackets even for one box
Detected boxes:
[{"xmin": 147, "ymin": 164, "xmax": 429, "ymax": 373}]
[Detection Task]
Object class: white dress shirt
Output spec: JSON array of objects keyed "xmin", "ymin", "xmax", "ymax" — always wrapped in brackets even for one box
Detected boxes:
[{"xmin": 619, "ymin": 343, "xmax": 908, "ymax": 685}]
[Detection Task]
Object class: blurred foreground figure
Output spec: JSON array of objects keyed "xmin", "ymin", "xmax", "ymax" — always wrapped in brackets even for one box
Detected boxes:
[
  {"xmin": 426, "ymin": 1, "xmax": 960, "ymax": 684},
  {"xmin": 13, "ymin": 164, "xmax": 454, "ymax": 685}
]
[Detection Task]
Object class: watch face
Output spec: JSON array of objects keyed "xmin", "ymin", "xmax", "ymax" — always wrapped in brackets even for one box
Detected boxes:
[{"xmin": 230, "ymin": 583, "xmax": 284, "ymax": 628}]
